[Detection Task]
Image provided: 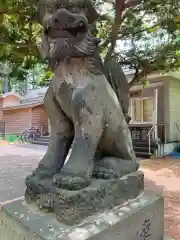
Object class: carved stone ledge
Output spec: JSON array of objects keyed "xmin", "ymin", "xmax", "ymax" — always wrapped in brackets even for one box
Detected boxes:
[
  {"xmin": 0, "ymin": 187, "xmax": 166, "ymax": 240},
  {"xmin": 26, "ymin": 171, "xmax": 144, "ymax": 225}
]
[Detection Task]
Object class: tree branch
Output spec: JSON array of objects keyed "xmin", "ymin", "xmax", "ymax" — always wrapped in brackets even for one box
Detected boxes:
[
  {"xmin": 0, "ymin": 42, "xmax": 36, "ymax": 48},
  {"xmin": 129, "ymin": 61, "xmax": 159, "ymax": 87},
  {"xmin": 104, "ymin": 0, "xmax": 126, "ymax": 62},
  {"xmin": 129, "ymin": 68, "xmax": 142, "ymax": 87},
  {"xmin": 99, "ymin": 14, "xmax": 113, "ymax": 22},
  {"xmin": 0, "ymin": 10, "xmax": 33, "ymax": 16},
  {"xmin": 100, "ymin": 37, "xmax": 111, "ymax": 50},
  {"xmin": 120, "ymin": 22, "xmax": 160, "ymax": 38},
  {"xmin": 104, "ymin": 0, "xmax": 140, "ymax": 63},
  {"xmin": 125, "ymin": 0, "xmax": 140, "ymax": 8}
]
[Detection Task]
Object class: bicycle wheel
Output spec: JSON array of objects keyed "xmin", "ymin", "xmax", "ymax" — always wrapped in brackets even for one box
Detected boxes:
[
  {"xmin": 36, "ymin": 129, "xmax": 41, "ymax": 138},
  {"xmin": 27, "ymin": 131, "xmax": 34, "ymax": 142},
  {"xmin": 21, "ymin": 132, "xmax": 27, "ymax": 142},
  {"xmin": 23, "ymin": 130, "xmax": 31, "ymax": 142}
]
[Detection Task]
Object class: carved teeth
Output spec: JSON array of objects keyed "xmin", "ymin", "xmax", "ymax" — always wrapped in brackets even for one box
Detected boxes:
[{"xmin": 50, "ymin": 43, "xmax": 55, "ymax": 51}]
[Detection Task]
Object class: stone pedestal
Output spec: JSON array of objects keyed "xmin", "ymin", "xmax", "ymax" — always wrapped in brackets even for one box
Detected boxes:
[{"xmin": 0, "ymin": 190, "xmax": 165, "ymax": 240}]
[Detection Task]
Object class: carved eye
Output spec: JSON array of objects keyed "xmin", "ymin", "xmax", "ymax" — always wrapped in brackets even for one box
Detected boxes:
[
  {"xmin": 49, "ymin": 8, "xmax": 53, "ymax": 13},
  {"xmin": 70, "ymin": 7, "xmax": 77, "ymax": 13},
  {"xmin": 69, "ymin": 6, "xmax": 82, "ymax": 13},
  {"xmin": 47, "ymin": 6, "xmax": 54, "ymax": 14},
  {"xmin": 55, "ymin": 3, "xmax": 61, "ymax": 10}
]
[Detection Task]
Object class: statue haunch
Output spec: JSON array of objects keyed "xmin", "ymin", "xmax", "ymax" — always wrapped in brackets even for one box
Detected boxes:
[{"xmin": 25, "ymin": 0, "xmax": 138, "ymax": 196}]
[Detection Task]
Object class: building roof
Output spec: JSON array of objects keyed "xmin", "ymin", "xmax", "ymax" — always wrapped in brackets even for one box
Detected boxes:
[
  {"xmin": 0, "ymin": 87, "xmax": 47, "ymax": 110},
  {"xmin": 130, "ymin": 81, "xmax": 164, "ymax": 92},
  {"xmin": 22, "ymin": 87, "xmax": 48, "ymax": 100},
  {"xmin": 2, "ymin": 101, "xmax": 43, "ymax": 111},
  {"xmin": 0, "ymin": 92, "xmax": 20, "ymax": 99},
  {"xmin": 20, "ymin": 87, "xmax": 48, "ymax": 105},
  {"xmin": 127, "ymin": 70, "xmax": 180, "ymax": 84}
]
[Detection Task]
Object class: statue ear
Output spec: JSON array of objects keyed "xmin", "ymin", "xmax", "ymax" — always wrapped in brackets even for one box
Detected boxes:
[
  {"xmin": 34, "ymin": 10, "xmax": 41, "ymax": 23},
  {"xmin": 38, "ymin": 33, "xmax": 50, "ymax": 60},
  {"xmin": 84, "ymin": 1, "xmax": 99, "ymax": 23},
  {"xmin": 34, "ymin": 0, "xmax": 46, "ymax": 23}
]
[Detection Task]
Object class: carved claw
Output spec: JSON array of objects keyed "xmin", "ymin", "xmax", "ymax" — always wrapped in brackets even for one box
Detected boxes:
[
  {"xmin": 25, "ymin": 173, "xmax": 43, "ymax": 190},
  {"xmin": 25, "ymin": 187, "xmax": 36, "ymax": 203},
  {"xmin": 92, "ymin": 168, "xmax": 117, "ymax": 179},
  {"xmin": 53, "ymin": 173, "xmax": 90, "ymax": 190},
  {"xmin": 25, "ymin": 173, "xmax": 55, "ymax": 200},
  {"xmin": 36, "ymin": 194, "xmax": 55, "ymax": 212}
]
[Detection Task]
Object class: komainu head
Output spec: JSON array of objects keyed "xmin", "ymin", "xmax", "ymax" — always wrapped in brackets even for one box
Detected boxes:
[{"xmin": 36, "ymin": 0, "xmax": 99, "ymax": 64}]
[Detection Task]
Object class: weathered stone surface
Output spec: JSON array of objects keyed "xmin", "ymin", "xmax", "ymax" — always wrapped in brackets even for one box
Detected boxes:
[
  {"xmin": 35, "ymin": 171, "xmax": 144, "ymax": 225},
  {"xmin": 0, "ymin": 190, "xmax": 164, "ymax": 240},
  {"xmin": 25, "ymin": 0, "xmax": 139, "ymax": 204}
]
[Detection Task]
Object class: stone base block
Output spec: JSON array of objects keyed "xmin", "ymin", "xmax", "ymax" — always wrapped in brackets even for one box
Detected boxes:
[
  {"xmin": 0, "ymin": 190, "xmax": 165, "ymax": 240},
  {"xmin": 25, "ymin": 171, "xmax": 144, "ymax": 225}
]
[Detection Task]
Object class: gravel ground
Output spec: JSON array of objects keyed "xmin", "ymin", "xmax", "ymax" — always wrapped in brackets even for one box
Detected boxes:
[
  {"xmin": 0, "ymin": 142, "xmax": 179, "ymax": 238},
  {"xmin": 0, "ymin": 143, "xmax": 45, "ymax": 202}
]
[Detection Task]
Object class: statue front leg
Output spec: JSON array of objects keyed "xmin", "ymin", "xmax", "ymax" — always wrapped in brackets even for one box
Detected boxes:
[
  {"xmin": 25, "ymin": 85, "xmax": 73, "ymax": 196},
  {"xmin": 93, "ymin": 104, "xmax": 137, "ymax": 180},
  {"xmin": 35, "ymin": 85, "xmax": 73, "ymax": 178},
  {"xmin": 53, "ymin": 90, "xmax": 104, "ymax": 190}
]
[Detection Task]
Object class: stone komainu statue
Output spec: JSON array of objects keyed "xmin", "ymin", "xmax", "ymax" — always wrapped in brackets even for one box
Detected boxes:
[{"xmin": 25, "ymin": 0, "xmax": 138, "ymax": 204}]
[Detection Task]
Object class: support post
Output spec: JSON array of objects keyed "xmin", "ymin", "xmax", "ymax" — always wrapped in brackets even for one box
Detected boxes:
[{"xmin": 154, "ymin": 88, "xmax": 158, "ymax": 140}]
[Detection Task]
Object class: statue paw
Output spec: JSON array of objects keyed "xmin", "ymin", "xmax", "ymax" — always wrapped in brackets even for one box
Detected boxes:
[
  {"xmin": 37, "ymin": 194, "xmax": 55, "ymax": 212},
  {"xmin": 25, "ymin": 173, "xmax": 42, "ymax": 202},
  {"xmin": 25, "ymin": 173, "xmax": 55, "ymax": 201},
  {"xmin": 25, "ymin": 174, "xmax": 40, "ymax": 190},
  {"xmin": 93, "ymin": 166, "xmax": 120, "ymax": 179},
  {"xmin": 33, "ymin": 165, "xmax": 59, "ymax": 179},
  {"xmin": 53, "ymin": 173, "xmax": 90, "ymax": 190},
  {"xmin": 93, "ymin": 157, "xmax": 138, "ymax": 180},
  {"xmin": 25, "ymin": 186, "xmax": 36, "ymax": 202}
]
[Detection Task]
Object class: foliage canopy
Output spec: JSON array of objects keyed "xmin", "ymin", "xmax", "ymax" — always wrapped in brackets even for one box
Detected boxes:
[{"xmin": 0, "ymin": 0, "xmax": 179, "ymax": 86}]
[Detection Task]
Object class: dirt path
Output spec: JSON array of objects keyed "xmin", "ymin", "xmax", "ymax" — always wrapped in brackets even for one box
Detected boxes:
[{"xmin": 141, "ymin": 157, "xmax": 180, "ymax": 239}]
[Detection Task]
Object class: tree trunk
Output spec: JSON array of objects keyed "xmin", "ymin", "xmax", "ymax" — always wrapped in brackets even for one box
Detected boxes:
[{"xmin": 3, "ymin": 76, "xmax": 9, "ymax": 93}]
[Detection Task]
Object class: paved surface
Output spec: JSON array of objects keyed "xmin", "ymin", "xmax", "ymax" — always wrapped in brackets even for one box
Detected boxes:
[
  {"xmin": 0, "ymin": 143, "xmax": 179, "ymax": 238},
  {"xmin": 15, "ymin": 143, "xmax": 48, "ymax": 151},
  {"xmin": 0, "ymin": 144, "xmax": 46, "ymax": 203}
]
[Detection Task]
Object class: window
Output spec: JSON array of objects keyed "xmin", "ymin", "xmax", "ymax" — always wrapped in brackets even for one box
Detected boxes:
[
  {"xmin": 134, "ymin": 99, "xmax": 142, "ymax": 121},
  {"xmin": 130, "ymin": 98, "xmax": 153, "ymax": 122},
  {"xmin": 143, "ymin": 99, "xmax": 153, "ymax": 122}
]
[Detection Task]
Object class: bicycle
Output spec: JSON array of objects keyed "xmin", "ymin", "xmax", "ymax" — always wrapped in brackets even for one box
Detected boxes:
[{"xmin": 21, "ymin": 127, "xmax": 41, "ymax": 142}]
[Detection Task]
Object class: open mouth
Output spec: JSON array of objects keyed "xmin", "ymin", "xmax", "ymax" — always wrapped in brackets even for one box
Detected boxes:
[
  {"xmin": 64, "ymin": 21, "xmax": 87, "ymax": 37},
  {"xmin": 45, "ymin": 20, "xmax": 87, "ymax": 39}
]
